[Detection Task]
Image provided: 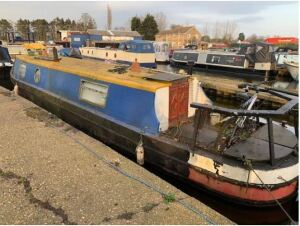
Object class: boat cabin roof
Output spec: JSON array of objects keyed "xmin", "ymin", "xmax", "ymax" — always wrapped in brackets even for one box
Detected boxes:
[
  {"xmin": 118, "ymin": 40, "xmax": 154, "ymax": 53},
  {"xmin": 16, "ymin": 55, "xmax": 174, "ymax": 92}
]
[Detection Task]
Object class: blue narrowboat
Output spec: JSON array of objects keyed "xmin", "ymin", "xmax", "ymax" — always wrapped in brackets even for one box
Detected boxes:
[
  {"xmin": 11, "ymin": 53, "xmax": 298, "ymax": 224},
  {"xmin": 79, "ymin": 40, "xmax": 157, "ymax": 68}
]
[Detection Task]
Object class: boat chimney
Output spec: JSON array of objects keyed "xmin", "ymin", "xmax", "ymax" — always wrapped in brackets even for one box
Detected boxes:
[
  {"xmin": 53, "ymin": 47, "xmax": 59, "ymax": 61},
  {"xmin": 131, "ymin": 59, "xmax": 141, "ymax": 73}
]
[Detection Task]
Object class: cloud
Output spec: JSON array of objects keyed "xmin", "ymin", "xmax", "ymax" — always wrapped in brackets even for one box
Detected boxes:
[
  {"xmin": 0, "ymin": 1, "xmax": 297, "ymax": 36},
  {"xmin": 236, "ymin": 16, "xmax": 264, "ymax": 24},
  {"xmin": 177, "ymin": 1, "xmax": 297, "ymax": 15}
]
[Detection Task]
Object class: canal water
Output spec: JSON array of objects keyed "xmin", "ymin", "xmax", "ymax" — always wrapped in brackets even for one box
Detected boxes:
[
  {"xmin": 1, "ymin": 65, "xmax": 298, "ymax": 224},
  {"xmin": 157, "ymin": 64, "xmax": 298, "ymax": 126},
  {"xmin": 157, "ymin": 64, "xmax": 298, "ymax": 93}
]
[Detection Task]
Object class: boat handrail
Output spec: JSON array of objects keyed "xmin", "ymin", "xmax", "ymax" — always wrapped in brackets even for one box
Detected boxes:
[{"xmin": 190, "ymin": 86, "xmax": 298, "ymax": 166}]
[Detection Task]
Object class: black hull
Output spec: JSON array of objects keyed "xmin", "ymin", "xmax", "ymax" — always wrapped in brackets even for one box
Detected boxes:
[
  {"xmin": 10, "ymin": 78, "xmax": 297, "ymax": 224},
  {"xmin": 0, "ymin": 67, "xmax": 12, "ymax": 80},
  {"xmin": 170, "ymin": 60, "xmax": 275, "ymax": 78},
  {"xmin": 0, "ymin": 67, "xmax": 14, "ymax": 90}
]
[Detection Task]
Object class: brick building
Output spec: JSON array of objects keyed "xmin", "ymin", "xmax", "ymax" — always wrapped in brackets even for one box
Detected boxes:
[{"xmin": 155, "ymin": 26, "xmax": 201, "ymax": 49}]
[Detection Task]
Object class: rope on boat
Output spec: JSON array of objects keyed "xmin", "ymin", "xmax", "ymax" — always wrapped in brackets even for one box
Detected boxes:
[
  {"xmin": 55, "ymin": 126, "xmax": 217, "ymax": 225},
  {"xmin": 243, "ymin": 159, "xmax": 296, "ymax": 224}
]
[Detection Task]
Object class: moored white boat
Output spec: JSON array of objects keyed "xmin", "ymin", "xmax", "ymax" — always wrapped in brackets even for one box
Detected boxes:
[
  {"xmin": 153, "ymin": 41, "xmax": 170, "ymax": 63},
  {"xmin": 79, "ymin": 40, "xmax": 157, "ymax": 68},
  {"xmin": 284, "ymin": 61, "xmax": 299, "ymax": 81}
]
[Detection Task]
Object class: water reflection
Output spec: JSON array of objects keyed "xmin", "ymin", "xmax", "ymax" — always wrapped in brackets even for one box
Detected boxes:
[{"xmin": 157, "ymin": 64, "xmax": 298, "ymax": 93}]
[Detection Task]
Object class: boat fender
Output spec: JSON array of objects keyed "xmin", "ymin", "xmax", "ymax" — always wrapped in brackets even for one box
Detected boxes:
[
  {"xmin": 136, "ymin": 139, "xmax": 144, "ymax": 165},
  {"xmin": 13, "ymin": 84, "xmax": 19, "ymax": 95}
]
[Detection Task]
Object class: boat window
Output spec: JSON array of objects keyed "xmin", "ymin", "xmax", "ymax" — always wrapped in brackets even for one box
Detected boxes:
[
  {"xmin": 143, "ymin": 44, "xmax": 152, "ymax": 50},
  {"xmin": 18, "ymin": 63, "xmax": 26, "ymax": 78},
  {"xmin": 106, "ymin": 52, "xmax": 108, "ymax": 57},
  {"xmin": 119, "ymin": 43, "xmax": 125, "ymax": 50},
  {"xmin": 87, "ymin": 50, "xmax": 89, "ymax": 54},
  {"xmin": 34, "ymin": 68, "xmax": 41, "ymax": 83},
  {"xmin": 162, "ymin": 44, "xmax": 168, "ymax": 52},
  {"xmin": 114, "ymin": 53, "xmax": 117, "ymax": 58},
  {"xmin": 212, "ymin": 56, "xmax": 221, "ymax": 63},
  {"xmin": 80, "ymin": 80, "xmax": 108, "ymax": 108},
  {"xmin": 131, "ymin": 44, "xmax": 137, "ymax": 50}
]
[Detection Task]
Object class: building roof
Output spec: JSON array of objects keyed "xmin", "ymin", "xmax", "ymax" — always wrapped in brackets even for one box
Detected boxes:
[
  {"xmin": 87, "ymin": 29, "xmax": 141, "ymax": 37},
  {"xmin": 112, "ymin": 30, "xmax": 141, "ymax": 37},
  {"xmin": 157, "ymin": 26, "xmax": 196, "ymax": 35},
  {"xmin": 87, "ymin": 29, "xmax": 111, "ymax": 36},
  {"xmin": 264, "ymin": 37, "xmax": 298, "ymax": 45},
  {"xmin": 69, "ymin": 31, "xmax": 89, "ymax": 35}
]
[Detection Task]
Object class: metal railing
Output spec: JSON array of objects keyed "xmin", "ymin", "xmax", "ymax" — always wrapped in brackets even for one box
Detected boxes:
[{"xmin": 191, "ymin": 85, "xmax": 298, "ymax": 165}]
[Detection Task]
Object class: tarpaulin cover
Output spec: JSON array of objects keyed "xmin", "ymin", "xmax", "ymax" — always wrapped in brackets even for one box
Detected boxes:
[
  {"xmin": 244, "ymin": 42, "xmax": 275, "ymax": 63},
  {"xmin": 0, "ymin": 46, "xmax": 11, "ymax": 62},
  {"xmin": 59, "ymin": 48, "xmax": 82, "ymax": 59}
]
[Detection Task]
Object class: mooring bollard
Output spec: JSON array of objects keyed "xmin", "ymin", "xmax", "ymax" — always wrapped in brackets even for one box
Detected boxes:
[
  {"xmin": 136, "ymin": 139, "xmax": 144, "ymax": 165},
  {"xmin": 13, "ymin": 84, "xmax": 18, "ymax": 95}
]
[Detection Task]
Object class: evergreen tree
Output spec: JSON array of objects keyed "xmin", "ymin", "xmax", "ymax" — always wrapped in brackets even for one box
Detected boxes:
[
  {"xmin": 0, "ymin": 19, "xmax": 13, "ymax": 40},
  {"xmin": 65, "ymin": 18, "xmax": 72, "ymax": 30},
  {"xmin": 71, "ymin": 20, "xmax": 77, "ymax": 30},
  {"xmin": 16, "ymin": 19, "xmax": 31, "ymax": 39},
  {"xmin": 31, "ymin": 19, "xmax": 49, "ymax": 41},
  {"xmin": 131, "ymin": 16, "xmax": 141, "ymax": 33},
  {"xmin": 201, "ymin": 35, "xmax": 211, "ymax": 42},
  {"xmin": 238, "ymin": 32, "xmax": 245, "ymax": 42},
  {"xmin": 140, "ymin": 14, "xmax": 158, "ymax": 40}
]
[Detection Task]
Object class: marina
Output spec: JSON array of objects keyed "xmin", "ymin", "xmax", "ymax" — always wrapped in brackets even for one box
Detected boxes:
[{"xmin": 0, "ymin": 1, "xmax": 299, "ymax": 225}]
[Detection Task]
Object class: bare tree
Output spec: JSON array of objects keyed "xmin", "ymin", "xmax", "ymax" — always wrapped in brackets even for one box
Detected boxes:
[
  {"xmin": 246, "ymin": 34, "xmax": 258, "ymax": 43},
  {"xmin": 114, "ymin": 26, "xmax": 125, "ymax": 31},
  {"xmin": 246, "ymin": 34, "xmax": 265, "ymax": 43},
  {"xmin": 212, "ymin": 21, "xmax": 221, "ymax": 40},
  {"xmin": 202, "ymin": 22, "xmax": 210, "ymax": 36},
  {"xmin": 154, "ymin": 12, "xmax": 167, "ymax": 31},
  {"xmin": 107, "ymin": 4, "xmax": 112, "ymax": 30},
  {"xmin": 78, "ymin": 13, "xmax": 96, "ymax": 31},
  {"xmin": 124, "ymin": 18, "xmax": 131, "ymax": 31},
  {"xmin": 221, "ymin": 20, "xmax": 237, "ymax": 43}
]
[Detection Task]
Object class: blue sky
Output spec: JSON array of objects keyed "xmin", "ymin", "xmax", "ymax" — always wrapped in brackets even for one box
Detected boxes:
[{"xmin": 0, "ymin": 1, "xmax": 298, "ymax": 37}]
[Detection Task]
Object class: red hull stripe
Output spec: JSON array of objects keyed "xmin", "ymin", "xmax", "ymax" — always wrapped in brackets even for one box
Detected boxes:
[{"xmin": 189, "ymin": 168, "xmax": 297, "ymax": 202}]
